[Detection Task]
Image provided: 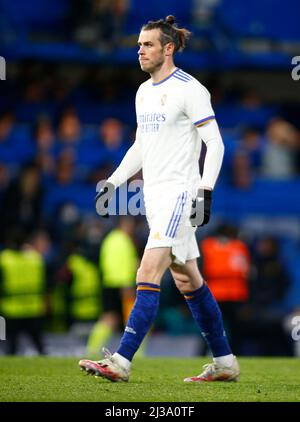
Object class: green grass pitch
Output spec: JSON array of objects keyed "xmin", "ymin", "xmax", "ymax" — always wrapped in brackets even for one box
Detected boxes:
[{"xmin": 0, "ymin": 357, "xmax": 299, "ymax": 402}]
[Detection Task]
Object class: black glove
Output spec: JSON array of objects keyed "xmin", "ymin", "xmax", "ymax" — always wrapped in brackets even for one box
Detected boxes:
[
  {"xmin": 95, "ymin": 181, "xmax": 115, "ymax": 217},
  {"xmin": 190, "ymin": 188, "xmax": 212, "ymax": 227}
]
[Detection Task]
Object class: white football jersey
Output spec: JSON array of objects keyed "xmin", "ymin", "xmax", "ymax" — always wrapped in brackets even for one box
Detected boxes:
[{"xmin": 135, "ymin": 68, "xmax": 215, "ymax": 203}]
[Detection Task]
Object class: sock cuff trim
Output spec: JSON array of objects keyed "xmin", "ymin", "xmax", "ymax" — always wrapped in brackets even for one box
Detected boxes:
[
  {"xmin": 184, "ymin": 282, "xmax": 207, "ymax": 300},
  {"xmin": 137, "ymin": 282, "xmax": 160, "ymax": 292},
  {"xmin": 184, "ymin": 294, "xmax": 194, "ymax": 300}
]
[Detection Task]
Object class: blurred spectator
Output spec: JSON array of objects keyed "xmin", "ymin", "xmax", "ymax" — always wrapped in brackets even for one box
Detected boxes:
[
  {"xmin": 48, "ymin": 215, "xmax": 104, "ymax": 333},
  {"xmin": 50, "ymin": 203, "xmax": 81, "ymax": 247},
  {"xmin": 75, "ymin": 218, "xmax": 106, "ymax": 262},
  {"xmin": 54, "ymin": 150, "xmax": 77, "ymax": 186},
  {"xmin": 85, "ymin": 117, "xmax": 130, "ymax": 182},
  {"xmin": 192, "ymin": 0, "xmax": 220, "ymax": 27},
  {"xmin": 100, "ymin": 117, "xmax": 124, "ymax": 148},
  {"xmin": 231, "ymin": 127, "xmax": 264, "ymax": 189},
  {"xmin": 0, "ymin": 163, "xmax": 10, "ymax": 200},
  {"xmin": 34, "ymin": 118, "xmax": 56, "ymax": 151},
  {"xmin": 0, "ymin": 110, "xmax": 15, "ymax": 142},
  {"xmin": 240, "ymin": 89, "xmax": 262, "ymax": 109},
  {"xmin": 57, "ymin": 109, "xmax": 81, "ymax": 146},
  {"xmin": 252, "ymin": 237, "xmax": 290, "ymax": 306},
  {"xmin": 23, "ymin": 80, "xmax": 45, "ymax": 104},
  {"xmin": 238, "ymin": 127, "xmax": 264, "ymax": 172},
  {"xmin": 231, "ymin": 150, "xmax": 253, "ymax": 189},
  {"xmin": 200, "ymin": 224, "xmax": 251, "ymax": 354},
  {"xmin": 86, "ymin": 216, "xmax": 138, "ymax": 356},
  {"xmin": 239, "ymin": 236, "xmax": 292, "ymax": 355},
  {"xmin": 0, "ymin": 111, "xmax": 30, "ymax": 169},
  {"xmin": 99, "ymin": 117, "xmax": 129, "ymax": 169},
  {"xmin": 71, "ymin": 0, "xmax": 129, "ymax": 51},
  {"xmin": 53, "ymin": 240, "xmax": 101, "ymax": 328},
  {"xmin": 0, "ymin": 163, "xmax": 44, "ymax": 244},
  {"xmin": 34, "ymin": 118, "xmax": 56, "ymax": 179},
  {"xmin": 192, "ymin": 0, "xmax": 224, "ymax": 52},
  {"xmin": 261, "ymin": 118, "xmax": 299, "ymax": 179},
  {"xmin": 52, "ymin": 110, "xmax": 84, "ymax": 181},
  {"xmin": 0, "ymin": 230, "xmax": 49, "ymax": 354}
]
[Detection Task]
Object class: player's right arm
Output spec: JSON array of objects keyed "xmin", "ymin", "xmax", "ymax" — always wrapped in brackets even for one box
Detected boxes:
[
  {"xmin": 96, "ymin": 87, "xmax": 144, "ymax": 217},
  {"xmin": 95, "ymin": 136, "xmax": 142, "ymax": 217},
  {"xmin": 107, "ymin": 137, "xmax": 142, "ymax": 188}
]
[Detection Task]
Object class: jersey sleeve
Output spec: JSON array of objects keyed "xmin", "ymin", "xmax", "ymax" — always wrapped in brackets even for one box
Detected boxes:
[
  {"xmin": 107, "ymin": 137, "xmax": 142, "ymax": 188},
  {"xmin": 196, "ymin": 119, "xmax": 224, "ymax": 189},
  {"xmin": 107, "ymin": 88, "xmax": 143, "ymax": 188},
  {"xmin": 184, "ymin": 80, "xmax": 215, "ymax": 127}
]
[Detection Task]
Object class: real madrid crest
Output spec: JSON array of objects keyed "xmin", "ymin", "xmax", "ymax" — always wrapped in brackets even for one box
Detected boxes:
[{"xmin": 160, "ymin": 94, "xmax": 167, "ymax": 106}]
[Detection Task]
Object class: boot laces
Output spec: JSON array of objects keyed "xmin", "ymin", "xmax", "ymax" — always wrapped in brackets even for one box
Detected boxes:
[
  {"xmin": 97, "ymin": 347, "xmax": 113, "ymax": 366},
  {"xmin": 198, "ymin": 363, "xmax": 217, "ymax": 377}
]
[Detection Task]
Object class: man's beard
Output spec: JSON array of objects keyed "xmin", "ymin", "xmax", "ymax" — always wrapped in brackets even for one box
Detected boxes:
[{"xmin": 140, "ymin": 57, "xmax": 164, "ymax": 74}]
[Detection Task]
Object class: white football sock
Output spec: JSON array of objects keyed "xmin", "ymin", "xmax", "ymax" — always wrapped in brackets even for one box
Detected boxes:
[
  {"xmin": 113, "ymin": 353, "xmax": 131, "ymax": 370},
  {"xmin": 213, "ymin": 354, "xmax": 234, "ymax": 367}
]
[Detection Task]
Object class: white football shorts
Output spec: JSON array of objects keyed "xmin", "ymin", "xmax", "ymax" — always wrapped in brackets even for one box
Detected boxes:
[{"xmin": 144, "ymin": 191, "xmax": 200, "ymax": 265}]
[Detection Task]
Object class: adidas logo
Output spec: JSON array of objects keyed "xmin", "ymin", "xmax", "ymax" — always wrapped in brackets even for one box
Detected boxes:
[
  {"xmin": 125, "ymin": 326, "xmax": 136, "ymax": 335},
  {"xmin": 152, "ymin": 232, "xmax": 161, "ymax": 240}
]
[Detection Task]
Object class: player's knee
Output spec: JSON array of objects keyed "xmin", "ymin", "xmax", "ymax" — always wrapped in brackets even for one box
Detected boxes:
[
  {"xmin": 174, "ymin": 277, "xmax": 194, "ymax": 294},
  {"xmin": 174, "ymin": 272, "xmax": 190, "ymax": 284},
  {"xmin": 136, "ymin": 261, "xmax": 161, "ymax": 284}
]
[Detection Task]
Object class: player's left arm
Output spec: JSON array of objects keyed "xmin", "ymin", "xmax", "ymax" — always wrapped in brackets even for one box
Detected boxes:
[
  {"xmin": 185, "ymin": 80, "xmax": 224, "ymax": 226},
  {"xmin": 196, "ymin": 118, "xmax": 224, "ymax": 190},
  {"xmin": 190, "ymin": 120, "xmax": 224, "ymax": 227}
]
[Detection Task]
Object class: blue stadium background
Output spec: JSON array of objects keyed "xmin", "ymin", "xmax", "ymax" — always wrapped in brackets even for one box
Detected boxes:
[{"xmin": 0, "ymin": 0, "xmax": 300, "ymax": 356}]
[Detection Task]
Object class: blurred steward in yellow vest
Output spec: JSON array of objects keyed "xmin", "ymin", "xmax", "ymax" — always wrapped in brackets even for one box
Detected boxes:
[
  {"xmin": 67, "ymin": 253, "xmax": 101, "ymax": 322},
  {"xmin": 52, "ymin": 236, "xmax": 101, "ymax": 329},
  {"xmin": 86, "ymin": 216, "xmax": 138, "ymax": 356},
  {"xmin": 0, "ymin": 229, "xmax": 49, "ymax": 354}
]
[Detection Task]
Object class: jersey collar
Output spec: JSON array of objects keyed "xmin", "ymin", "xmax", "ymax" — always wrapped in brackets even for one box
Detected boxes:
[{"xmin": 152, "ymin": 68, "xmax": 178, "ymax": 86}]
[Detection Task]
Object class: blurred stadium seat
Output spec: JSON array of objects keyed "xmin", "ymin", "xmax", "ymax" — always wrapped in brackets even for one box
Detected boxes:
[
  {"xmin": 124, "ymin": 0, "xmax": 192, "ymax": 34},
  {"xmin": 0, "ymin": 0, "xmax": 69, "ymax": 36},
  {"xmin": 216, "ymin": 0, "xmax": 300, "ymax": 42}
]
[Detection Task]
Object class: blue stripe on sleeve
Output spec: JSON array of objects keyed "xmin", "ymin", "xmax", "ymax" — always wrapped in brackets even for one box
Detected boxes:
[{"xmin": 194, "ymin": 115, "xmax": 215, "ymax": 126}]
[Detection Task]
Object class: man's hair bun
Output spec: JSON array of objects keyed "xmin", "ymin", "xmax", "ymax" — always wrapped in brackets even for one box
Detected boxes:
[{"xmin": 165, "ymin": 15, "xmax": 175, "ymax": 25}]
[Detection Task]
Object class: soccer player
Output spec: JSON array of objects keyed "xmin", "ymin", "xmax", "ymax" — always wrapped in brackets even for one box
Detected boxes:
[{"xmin": 79, "ymin": 15, "xmax": 240, "ymax": 382}]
